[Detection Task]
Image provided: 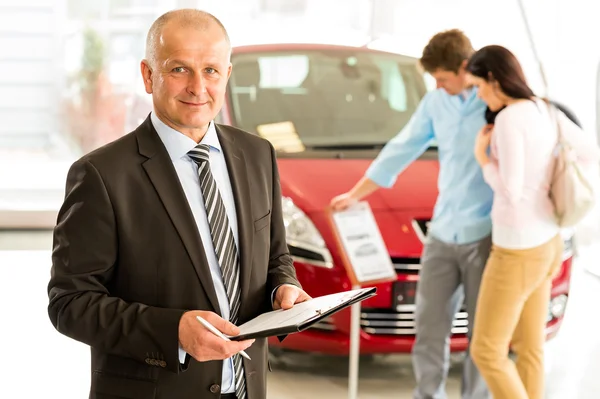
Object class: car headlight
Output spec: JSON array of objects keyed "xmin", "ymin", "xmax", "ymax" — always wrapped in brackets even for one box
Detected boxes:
[
  {"xmin": 282, "ymin": 197, "xmax": 333, "ymax": 268},
  {"xmin": 548, "ymin": 294, "xmax": 568, "ymax": 321}
]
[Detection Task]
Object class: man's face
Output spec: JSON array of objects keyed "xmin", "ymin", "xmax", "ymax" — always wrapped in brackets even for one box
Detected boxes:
[
  {"xmin": 141, "ymin": 23, "xmax": 231, "ymax": 136},
  {"xmin": 430, "ymin": 65, "xmax": 467, "ymax": 96}
]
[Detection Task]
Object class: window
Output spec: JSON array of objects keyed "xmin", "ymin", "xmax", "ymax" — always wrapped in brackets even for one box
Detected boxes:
[
  {"xmin": 257, "ymin": 55, "xmax": 309, "ymax": 88},
  {"xmin": 229, "ymin": 49, "xmax": 427, "ymax": 150}
]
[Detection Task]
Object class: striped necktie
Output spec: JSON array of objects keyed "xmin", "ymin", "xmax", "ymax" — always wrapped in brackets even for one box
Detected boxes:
[{"xmin": 188, "ymin": 144, "xmax": 247, "ymax": 399}]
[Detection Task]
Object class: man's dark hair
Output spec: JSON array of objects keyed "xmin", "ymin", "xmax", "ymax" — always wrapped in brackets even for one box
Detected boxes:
[{"xmin": 420, "ymin": 29, "xmax": 475, "ymax": 73}]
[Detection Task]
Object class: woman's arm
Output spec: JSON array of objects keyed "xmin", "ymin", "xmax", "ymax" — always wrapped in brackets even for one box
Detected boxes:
[{"xmin": 482, "ymin": 111, "xmax": 526, "ymax": 204}]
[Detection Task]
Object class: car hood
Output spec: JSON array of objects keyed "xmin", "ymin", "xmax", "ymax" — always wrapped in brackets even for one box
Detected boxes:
[{"xmin": 277, "ymin": 157, "xmax": 439, "ymax": 213}]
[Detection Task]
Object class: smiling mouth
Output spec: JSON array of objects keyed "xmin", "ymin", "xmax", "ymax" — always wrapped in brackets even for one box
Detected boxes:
[{"xmin": 180, "ymin": 100, "xmax": 207, "ymax": 106}]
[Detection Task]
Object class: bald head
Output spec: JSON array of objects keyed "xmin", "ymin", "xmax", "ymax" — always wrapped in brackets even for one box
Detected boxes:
[
  {"xmin": 140, "ymin": 8, "xmax": 232, "ymax": 142},
  {"xmin": 145, "ymin": 9, "xmax": 230, "ymax": 67}
]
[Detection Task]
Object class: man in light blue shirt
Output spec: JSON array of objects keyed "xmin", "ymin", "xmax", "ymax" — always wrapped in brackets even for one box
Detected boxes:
[{"xmin": 331, "ymin": 30, "xmax": 493, "ymax": 399}]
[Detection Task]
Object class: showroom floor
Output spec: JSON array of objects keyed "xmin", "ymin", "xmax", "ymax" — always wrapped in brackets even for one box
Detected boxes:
[{"xmin": 1, "ymin": 230, "xmax": 599, "ymax": 398}]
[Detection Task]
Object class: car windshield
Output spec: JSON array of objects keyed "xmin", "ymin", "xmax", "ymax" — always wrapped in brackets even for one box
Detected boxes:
[{"xmin": 228, "ymin": 49, "xmax": 428, "ymax": 153}]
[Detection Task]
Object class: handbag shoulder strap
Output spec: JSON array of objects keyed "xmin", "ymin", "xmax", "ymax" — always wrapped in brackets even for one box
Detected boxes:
[{"xmin": 544, "ymin": 100, "xmax": 566, "ymax": 145}]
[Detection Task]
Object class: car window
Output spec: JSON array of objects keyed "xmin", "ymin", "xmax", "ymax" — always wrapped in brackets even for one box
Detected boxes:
[{"xmin": 228, "ymin": 49, "xmax": 428, "ymax": 152}]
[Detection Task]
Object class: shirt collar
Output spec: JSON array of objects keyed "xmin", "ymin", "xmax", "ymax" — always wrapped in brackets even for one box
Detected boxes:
[
  {"xmin": 151, "ymin": 112, "xmax": 221, "ymax": 162},
  {"xmin": 456, "ymin": 86, "xmax": 475, "ymax": 102}
]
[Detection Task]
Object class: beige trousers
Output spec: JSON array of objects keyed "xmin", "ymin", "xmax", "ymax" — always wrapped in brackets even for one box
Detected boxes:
[{"xmin": 471, "ymin": 234, "xmax": 563, "ymax": 399}]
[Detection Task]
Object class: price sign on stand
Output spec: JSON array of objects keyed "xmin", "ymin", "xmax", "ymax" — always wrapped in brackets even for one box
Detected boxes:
[{"xmin": 326, "ymin": 201, "xmax": 396, "ymax": 399}]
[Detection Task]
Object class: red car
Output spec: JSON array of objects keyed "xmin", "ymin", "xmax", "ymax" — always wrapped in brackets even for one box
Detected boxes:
[{"xmin": 216, "ymin": 43, "xmax": 573, "ymax": 355}]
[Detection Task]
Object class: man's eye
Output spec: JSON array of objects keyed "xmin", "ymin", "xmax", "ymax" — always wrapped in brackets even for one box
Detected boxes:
[
  {"xmin": 172, "ymin": 67, "xmax": 186, "ymax": 73},
  {"xmin": 205, "ymin": 68, "xmax": 216, "ymax": 74}
]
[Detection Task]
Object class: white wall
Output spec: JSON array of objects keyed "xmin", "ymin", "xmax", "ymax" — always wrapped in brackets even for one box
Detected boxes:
[
  {"xmin": 0, "ymin": 0, "xmax": 67, "ymax": 154},
  {"xmin": 366, "ymin": 0, "xmax": 600, "ymax": 135},
  {"xmin": 528, "ymin": 0, "xmax": 600, "ymax": 135}
]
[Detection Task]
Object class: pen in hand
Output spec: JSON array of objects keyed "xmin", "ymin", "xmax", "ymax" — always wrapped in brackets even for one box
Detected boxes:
[{"xmin": 196, "ymin": 316, "xmax": 252, "ymax": 361}]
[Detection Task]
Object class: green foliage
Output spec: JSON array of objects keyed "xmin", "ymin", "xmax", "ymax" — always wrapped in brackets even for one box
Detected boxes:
[{"xmin": 78, "ymin": 27, "xmax": 105, "ymax": 92}]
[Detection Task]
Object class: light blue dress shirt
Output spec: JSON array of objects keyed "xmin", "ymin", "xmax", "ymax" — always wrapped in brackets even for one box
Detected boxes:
[
  {"xmin": 366, "ymin": 88, "xmax": 494, "ymax": 245},
  {"xmin": 151, "ymin": 112, "xmax": 236, "ymax": 393}
]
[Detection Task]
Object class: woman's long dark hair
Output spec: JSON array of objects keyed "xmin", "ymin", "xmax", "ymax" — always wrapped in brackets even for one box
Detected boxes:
[{"xmin": 466, "ymin": 45, "xmax": 535, "ymax": 123}]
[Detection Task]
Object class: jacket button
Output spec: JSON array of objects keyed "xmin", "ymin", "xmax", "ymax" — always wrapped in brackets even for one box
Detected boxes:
[
  {"xmin": 145, "ymin": 358, "xmax": 151, "ymax": 365},
  {"xmin": 159, "ymin": 360, "xmax": 167, "ymax": 368},
  {"xmin": 209, "ymin": 384, "xmax": 220, "ymax": 394}
]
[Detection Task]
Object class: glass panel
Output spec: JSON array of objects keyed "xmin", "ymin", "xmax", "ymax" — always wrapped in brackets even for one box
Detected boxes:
[{"xmin": 229, "ymin": 49, "xmax": 427, "ymax": 150}]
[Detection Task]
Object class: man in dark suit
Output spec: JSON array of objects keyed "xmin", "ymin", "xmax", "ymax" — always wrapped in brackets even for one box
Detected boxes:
[{"xmin": 48, "ymin": 9, "xmax": 309, "ymax": 399}]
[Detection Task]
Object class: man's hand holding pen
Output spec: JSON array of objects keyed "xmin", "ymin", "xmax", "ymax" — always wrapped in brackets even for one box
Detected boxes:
[{"xmin": 178, "ymin": 310, "xmax": 254, "ymax": 362}]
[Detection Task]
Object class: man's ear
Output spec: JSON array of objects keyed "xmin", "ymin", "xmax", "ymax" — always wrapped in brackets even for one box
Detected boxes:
[
  {"xmin": 141, "ymin": 60, "xmax": 153, "ymax": 94},
  {"xmin": 460, "ymin": 59, "xmax": 468, "ymax": 71},
  {"xmin": 226, "ymin": 62, "xmax": 232, "ymax": 80}
]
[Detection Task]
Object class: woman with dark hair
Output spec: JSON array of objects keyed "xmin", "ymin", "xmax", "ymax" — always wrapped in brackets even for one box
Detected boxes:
[{"xmin": 465, "ymin": 45, "xmax": 599, "ymax": 399}]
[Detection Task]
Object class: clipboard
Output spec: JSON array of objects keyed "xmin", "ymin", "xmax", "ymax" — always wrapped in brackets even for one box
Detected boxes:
[{"xmin": 230, "ymin": 287, "xmax": 376, "ymax": 341}]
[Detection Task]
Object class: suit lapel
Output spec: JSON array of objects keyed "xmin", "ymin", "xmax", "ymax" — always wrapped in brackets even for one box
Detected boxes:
[
  {"xmin": 216, "ymin": 125, "xmax": 254, "ymax": 319},
  {"xmin": 136, "ymin": 116, "xmax": 221, "ymax": 315}
]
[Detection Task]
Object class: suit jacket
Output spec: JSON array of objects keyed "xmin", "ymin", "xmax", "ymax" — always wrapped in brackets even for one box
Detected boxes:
[{"xmin": 48, "ymin": 116, "xmax": 300, "ymax": 399}]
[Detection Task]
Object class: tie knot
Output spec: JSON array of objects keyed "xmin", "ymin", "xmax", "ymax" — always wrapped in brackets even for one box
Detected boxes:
[{"xmin": 188, "ymin": 144, "xmax": 210, "ymax": 165}]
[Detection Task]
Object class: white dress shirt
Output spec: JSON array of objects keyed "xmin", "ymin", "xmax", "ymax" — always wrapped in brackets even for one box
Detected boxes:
[{"xmin": 151, "ymin": 112, "xmax": 237, "ymax": 393}]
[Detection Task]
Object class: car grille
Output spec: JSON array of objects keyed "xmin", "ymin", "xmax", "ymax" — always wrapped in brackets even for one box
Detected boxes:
[
  {"xmin": 308, "ymin": 257, "xmax": 470, "ymax": 336},
  {"xmin": 392, "ymin": 257, "xmax": 421, "ymax": 274},
  {"xmin": 361, "ymin": 306, "xmax": 469, "ymax": 335},
  {"xmin": 361, "ymin": 257, "xmax": 469, "ymax": 336}
]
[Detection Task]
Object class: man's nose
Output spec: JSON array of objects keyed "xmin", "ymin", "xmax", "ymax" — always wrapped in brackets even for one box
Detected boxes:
[{"xmin": 187, "ymin": 73, "xmax": 207, "ymax": 96}]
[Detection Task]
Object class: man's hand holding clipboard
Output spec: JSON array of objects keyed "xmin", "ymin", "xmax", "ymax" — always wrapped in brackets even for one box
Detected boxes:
[
  {"xmin": 229, "ymin": 288, "xmax": 376, "ymax": 341},
  {"xmin": 273, "ymin": 284, "xmax": 312, "ymax": 310}
]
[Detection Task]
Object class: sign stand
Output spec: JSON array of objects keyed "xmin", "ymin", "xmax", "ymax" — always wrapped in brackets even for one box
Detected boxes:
[
  {"xmin": 348, "ymin": 284, "xmax": 361, "ymax": 399},
  {"xmin": 326, "ymin": 202, "xmax": 396, "ymax": 399}
]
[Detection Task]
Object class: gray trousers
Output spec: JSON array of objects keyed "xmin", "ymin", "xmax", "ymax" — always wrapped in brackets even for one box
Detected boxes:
[{"xmin": 412, "ymin": 235, "xmax": 492, "ymax": 399}]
